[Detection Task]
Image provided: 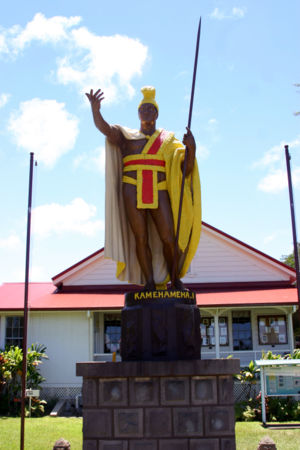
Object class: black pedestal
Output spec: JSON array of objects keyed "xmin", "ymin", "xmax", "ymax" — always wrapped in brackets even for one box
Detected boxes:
[{"xmin": 121, "ymin": 290, "xmax": 201, "ymax": 361}]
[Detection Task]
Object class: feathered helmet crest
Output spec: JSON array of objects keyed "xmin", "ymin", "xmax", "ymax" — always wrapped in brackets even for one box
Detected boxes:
[{"xmin": 138, "ymin": 86, "xmax": 159, "ymax": 112}]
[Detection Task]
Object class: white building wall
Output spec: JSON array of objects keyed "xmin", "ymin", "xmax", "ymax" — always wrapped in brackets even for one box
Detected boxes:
[
  {"xmin": 197, "ymin": 306, "xmax": 293, "ymax": 365},
  {"xmin": 251, "ymin": 306, "xmax": 294, "ymax": 354},
  {"xmin": 59, "ymin": 227, "xmax": 293, "ymax": 286},
  {"xmin": 185, "ymin": 231, "xmax": 290, "ymax": 283},
  {"xmin": 28, "ymin": 311, "xmax": 91, "ymax": 387}
]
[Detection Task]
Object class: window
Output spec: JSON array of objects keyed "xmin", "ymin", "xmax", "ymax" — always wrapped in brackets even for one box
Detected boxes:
[
  {"xmin": 232, "ymin": 311, "xmax": 252, "ymax": 351},
  {"xmin": 258, "ymin": 315, "xmax": 287, "ymax": 345},
  {"xmin": 5, "ymin": 316, "xmax": 23, "ymax": 348},
  {"xmin": 200, "ymin": 317, "xmax": 229, "ymax": 347},
  {"xmin": 104, "ymin": 314, "xmax": 121, "ymax": 354}
]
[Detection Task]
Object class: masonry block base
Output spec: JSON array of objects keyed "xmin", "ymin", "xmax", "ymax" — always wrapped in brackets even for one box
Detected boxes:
[{"xmin": 77, "ymin": 359, "xmax": 240, "ymax": 450}]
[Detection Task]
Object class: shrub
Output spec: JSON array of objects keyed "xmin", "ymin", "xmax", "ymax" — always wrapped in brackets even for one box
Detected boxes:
[
  {"xmin": 235, "ymin": 350, "xmax": 300, "ymax": 422},
  {"xmin": 235, "ymin": 360, "xmax": 260, "ymax": 401},
  {"xmin": 235, "ymin": 394, "xmax": 300, "ymax": 422},
  {"xmin": 0, "ymin": 343, "xmax": 48, "ymax": 416}
]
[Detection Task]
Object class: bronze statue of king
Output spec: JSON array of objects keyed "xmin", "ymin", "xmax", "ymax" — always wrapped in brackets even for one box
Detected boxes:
[{"xmin": 86, "ymin": 86, "xmax": 201, "ymax": 291}]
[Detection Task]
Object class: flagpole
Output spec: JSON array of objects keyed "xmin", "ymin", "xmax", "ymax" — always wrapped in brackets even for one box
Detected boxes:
[
  {"xmin": 284, "ymin": 145, "xmax": 300, "ymax": 307},
  {"xmin": 20, "ymin": 152, "xmax": 34, "ymax": 450},
  {"xmin": 171, "ymin": 17, "xmax": 202, "ymax": 286}
]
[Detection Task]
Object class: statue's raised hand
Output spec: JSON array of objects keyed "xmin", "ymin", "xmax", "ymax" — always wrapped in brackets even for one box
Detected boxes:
[
  {"xmin": 85, "ymin": 89, "xmax": 104, "ymax": 114},
  {"xmin": 183, "ymin": 127, "xmax": 196, "ymax": 153}
]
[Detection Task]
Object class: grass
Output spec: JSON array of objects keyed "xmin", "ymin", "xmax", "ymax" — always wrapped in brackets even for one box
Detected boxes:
[
  {"xmin": 0, "ymin": 416, "xmax": 83, "ymax": 450},
  {"xmin": 1, "ymin": 417, "xmax": 300, "ymax": 449},
  {"xmin": 236, "ymin": 422, "xmax": 300, "ymax": 449}
]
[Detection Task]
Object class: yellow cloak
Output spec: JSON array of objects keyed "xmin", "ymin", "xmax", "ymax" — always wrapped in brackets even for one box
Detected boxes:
[{"xmin": 104, "ymin": 126, "xmax": 201, "ymax": 288}]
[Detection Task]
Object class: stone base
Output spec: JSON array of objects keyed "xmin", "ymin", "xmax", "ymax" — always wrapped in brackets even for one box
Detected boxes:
[
  {"xmin": 121, "ymin": 290, "xmax": 201, "ymax": 361},
  {"xmin": 77, "ymin": 359, "xmax": 240, "ymax": 450}
]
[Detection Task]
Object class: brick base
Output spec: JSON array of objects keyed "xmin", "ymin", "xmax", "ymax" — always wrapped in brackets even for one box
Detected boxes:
[{"xmin": 77, "ymin": 359, "xmax": 239, "ymax": 450}]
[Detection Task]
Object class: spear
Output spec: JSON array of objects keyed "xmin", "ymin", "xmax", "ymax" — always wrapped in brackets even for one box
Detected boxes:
[{"xmin": 171, "ymin": 17, "xmax": 202, "ymax": 287}]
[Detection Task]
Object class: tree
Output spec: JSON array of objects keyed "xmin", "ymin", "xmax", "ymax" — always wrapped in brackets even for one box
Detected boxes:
[{"xmin": 281, "ymin": 243, "xmax": 300, "ymax": 269}]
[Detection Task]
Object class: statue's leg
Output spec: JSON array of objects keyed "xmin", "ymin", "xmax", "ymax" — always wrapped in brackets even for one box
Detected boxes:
[
  {"xmin": 122, "ymin": 183, "xmax": 155, "ymax": 290},
  {"xmin": 150, "ymin": 191, "xmax": 185, "ymax": 289}
]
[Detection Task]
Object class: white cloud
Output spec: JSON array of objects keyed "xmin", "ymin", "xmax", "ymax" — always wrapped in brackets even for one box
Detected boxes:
[
  {"xmin": 0, "ymin": 13, "xmax": 81, "ymax": 54},
  {"xmin": 232, "ymin": 7, "xmax": 246, "ymax": 18},
  {"xmin": 174, "ymin": 70, "xmax": 188, "ymax": 80},
  {"xmin": 8, "ymin": 98, "xmax": 79, "ymax": 167},
  {"xmin": 263, "ymin": 230, "xmax": 286, "ymax": 245},
  {"xmin": 29, "ymin": 265, "xmax": 49, "ymax": 282},
  {"xmin": 208, "ymin": 118, "xmax": 218, "ymax": 131},
  {"xmin": 196, "ymin": 142, "xmax": 210, "ymax": 161},
  {"xmin": 12, "ymin": 13, "xmax": 81, "ymax": 50},
  {"xmin": 258, "ymin": 167, "xmax": 300, "ymax": 193},
  {"xmin": 254, "ymin": 138, "xmax": 300, "ymax": 168},
  {"xmin": 263, "ymin": 232, "xmax": 279, "ymax": 245},
  {"xmin": 0, "ymin": 13, "xmax": 148, "ymax": 103},
  {"xmin": 258, "ymin": 169, "xmax": 287, "ymax": 193},
  {"xmin": 0, "ymin": 33, "xmax": 8, "ymax": 53},
  {"xmin": 74, "ymin": 146, "xmax": 105, "ymax": 174},
  {"xmin": 253, "ymin": 143, "xmax": 283, "ymax": 168},
  {"xmin": 57, "ymin": 28, "xmax": 148, "ymax": 101},
  {"xmin": 32, "ymin": 198, "xmax": 104, "ymax": 238},
  {"xmin": 209, "ymin": 7, "xmax": 246, "ymax": 20},
  {"xmin": 0, "ymin": 234, "xmax": 21, "ymax": 249},
  {"xmin": 11, "ymin": 264, "xmax": 49, "ymax": 282},
  {"xmin": 0, "ymin": 93, "xmax": 10, "ymax": 108},
  {"xmin": 208, "ymin": 118, "xmax": 217, "ymax": 125},
  {"xmin": 254, "ymin": 137, "xmax": 300, "ymax": 193},
  {"xmin": 210, "ymin": 8, "xmax": 226, "ymax": 20}
]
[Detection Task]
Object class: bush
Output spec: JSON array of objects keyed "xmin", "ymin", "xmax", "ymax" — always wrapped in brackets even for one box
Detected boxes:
[
  {"xmin": 235, "ymin": 360, "xmax": 259, "ymax": 401},
  {"xmin": 235, "ymin": 394, "xmax": 300, "ymax": 422},
  {"xmin": 0, "ymin": 343, "xmax": 48, "ymax": 416},
  {"xmin": 235, "ymin": 350, "xmax": 300, "ymax": 422}
]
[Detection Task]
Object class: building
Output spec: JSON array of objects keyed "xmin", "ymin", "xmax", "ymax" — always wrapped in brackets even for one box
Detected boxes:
[{"xmin": 0, "ymin": 222, "xmax": 298, "ymax": 400}]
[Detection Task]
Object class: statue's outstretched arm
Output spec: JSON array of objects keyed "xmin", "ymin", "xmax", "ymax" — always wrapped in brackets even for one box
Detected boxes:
[{"xmin": 85, "ymin": 89, "xmax": 123, "ymax": 146}]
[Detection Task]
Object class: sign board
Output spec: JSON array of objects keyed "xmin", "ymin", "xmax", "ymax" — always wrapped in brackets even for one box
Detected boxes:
[
  {"xmin": 266, "ymin": 374, "xmax": 300, "ymax": 396},
  {"xmin": 265, "ymin": 366, "xmax": 300, "ymax": 396},
  {"xmin": 255, "ymin": 359, "xmax": 300, "ymax": 424},
  {"xmin": 25, "ymin": 389, "xmax": 40, "ymax": 397}
]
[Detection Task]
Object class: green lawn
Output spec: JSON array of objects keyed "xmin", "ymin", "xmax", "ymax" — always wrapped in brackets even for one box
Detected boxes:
[
  {"xmin": 236, "ymin": 422, "xmax": 300, "ymax": 449},
  {"xmin": 1, "ymin": 417, "xmax": 300, "ymax": 449},
  {"xmin": 0, "ymin": 416, "xmax": 83, "ymax": 450}
]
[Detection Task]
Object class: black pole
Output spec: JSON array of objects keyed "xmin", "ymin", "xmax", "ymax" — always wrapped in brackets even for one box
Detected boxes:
[
  {"xmin": 171, "ymin": 17, "xmax": 201, "ymax": 286},
  {"xmin": 284, "ymin": 145, "xmax": 300, "ymax": 307},
  {"xmin": 20, "ymin": 152, "xmax": 34, "ymax": 450}
]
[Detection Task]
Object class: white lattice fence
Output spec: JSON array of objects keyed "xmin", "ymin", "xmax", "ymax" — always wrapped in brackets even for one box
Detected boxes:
[
  {"xmin": 234, "ymin": 381, "xmax": 261, "ymax": 402},
  {"xmin": 41, "ymin": 386, "xmax": 82, "ymax": 400},
  {"xmin": 41, "ymin": 382, "xmax": 260, "ymax": 403}
]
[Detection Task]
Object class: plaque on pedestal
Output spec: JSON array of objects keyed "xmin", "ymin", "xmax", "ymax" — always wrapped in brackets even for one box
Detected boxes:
[{"xmin": 121, "ymin": 290, "xmax": 201, "ymax": 361}]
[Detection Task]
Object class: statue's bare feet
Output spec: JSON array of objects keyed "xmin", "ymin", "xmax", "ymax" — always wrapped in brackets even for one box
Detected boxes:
[
  {"xmin": 143, "ymin": 281, "xmax": 156, "ymax": 291},
  {"xmin": 172, "ymin": 278, "xmax": 189, "ymax": 291}
]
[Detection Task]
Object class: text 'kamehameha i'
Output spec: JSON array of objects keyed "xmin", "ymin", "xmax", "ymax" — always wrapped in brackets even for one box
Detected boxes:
[
  {"xmin": 124, "ymin": 290, "xmax": 197, "ymax": 307},
  {"xmin": 135, "ymin": 290, "xmax": 196, "ymax": 300}
]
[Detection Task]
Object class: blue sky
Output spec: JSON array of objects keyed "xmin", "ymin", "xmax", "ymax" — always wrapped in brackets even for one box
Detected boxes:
[{"xmin": 0, "ymin": 0, "xmax": 299, "ymax": 284}]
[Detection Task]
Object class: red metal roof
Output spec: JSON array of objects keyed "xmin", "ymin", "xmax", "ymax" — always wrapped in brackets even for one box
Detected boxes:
[{"xmin": 0, "ymin": 282, "xmax": 298, "ymax": 311}]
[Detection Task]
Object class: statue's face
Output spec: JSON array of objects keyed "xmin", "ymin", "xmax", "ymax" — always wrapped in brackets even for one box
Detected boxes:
[{"xmin": 138, "ymin": 103, "xmax": 158, "ymax": 123}]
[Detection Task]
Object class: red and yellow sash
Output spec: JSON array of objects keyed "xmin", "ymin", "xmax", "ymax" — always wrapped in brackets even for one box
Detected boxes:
[{"xmin": 122, "ymin": 129, "xmax": 173, "ymax": 208}]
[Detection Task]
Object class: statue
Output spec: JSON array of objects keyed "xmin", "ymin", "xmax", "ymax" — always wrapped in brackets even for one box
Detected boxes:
[{"xmin": 86, "ymin": 86, "xmax": 201, "ymax": 290}]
